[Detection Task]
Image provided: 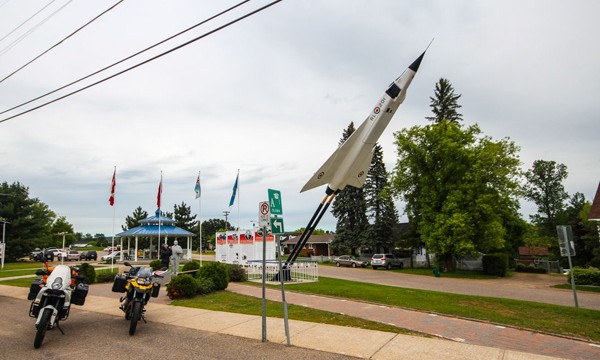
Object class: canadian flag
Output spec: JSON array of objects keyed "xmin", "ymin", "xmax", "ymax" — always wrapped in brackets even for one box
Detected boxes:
[{"xmin": 109, "ymin": 169, "xmax": 116, "ymax": 206}]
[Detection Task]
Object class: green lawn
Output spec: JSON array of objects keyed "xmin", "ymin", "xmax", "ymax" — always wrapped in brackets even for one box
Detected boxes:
[
  {"xmin": 173, "ymin": 291, "xmax": 422, "ymax": 336},
  {"xmin": 246, "ymin": 276, "xmax": 600, "ymax": 342},
  {"xmin": 0, "ymin": 262, "xmax": 45, "ymax": 278}
]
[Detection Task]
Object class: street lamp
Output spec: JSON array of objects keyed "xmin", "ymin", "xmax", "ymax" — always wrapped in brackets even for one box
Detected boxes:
[{"xmin": 55, "ymin": 232, "xmax": 72, "ymax": 264}]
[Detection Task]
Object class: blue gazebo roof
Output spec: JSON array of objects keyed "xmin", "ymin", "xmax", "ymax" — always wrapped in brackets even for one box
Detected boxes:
[{"xmin": 116, "ymin": 209, "xmax": 194, "ymax": 237}]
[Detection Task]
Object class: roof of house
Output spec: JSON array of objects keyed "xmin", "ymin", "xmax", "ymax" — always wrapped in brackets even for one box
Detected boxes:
[
  {"xmin": 589, "ymin": 181, "xmax": 600, "ymax": 221},
  {"xmin": 518, "ymin": 246, "xmax": 550, "ymax": 256},
  {"xmin": 282, "ymin": 234, "xmax": 335, "ymax": 245}
]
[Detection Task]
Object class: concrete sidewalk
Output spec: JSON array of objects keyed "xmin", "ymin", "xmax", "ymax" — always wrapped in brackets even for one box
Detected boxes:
[{"xmin": 1, "ymin": 284, "xmax": 563, "ymax": 360}]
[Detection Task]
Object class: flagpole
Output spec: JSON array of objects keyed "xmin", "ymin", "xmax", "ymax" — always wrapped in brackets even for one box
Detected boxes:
[
  {"xmin": 198, "ymin": 171, "xmax": 202, "ymax": 267},
  {"xmin": 158, "ymin": 171, "xmax": 162, "ymax": 254},
  {"xmin": 111, "ymin": 166, "xmax": 116, "ymax": 271},
  {"xmin": 237, "ymin": 169, "xmax": 240, "ymax": 259}
]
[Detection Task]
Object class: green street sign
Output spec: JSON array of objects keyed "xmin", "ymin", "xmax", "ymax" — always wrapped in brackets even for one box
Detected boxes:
[
  {"xmin": 268, "ymin": 189, "xmax": 283, "ymax": 215},
  {"xmin": 270, "ymin": 217, "xmax": 284, "ymax": 234}
]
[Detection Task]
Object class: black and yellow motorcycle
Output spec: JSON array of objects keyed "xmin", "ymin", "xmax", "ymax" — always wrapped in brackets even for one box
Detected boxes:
[{"xmin": 112, "ymin": 262, "xmax": 162, "ymax": 335}]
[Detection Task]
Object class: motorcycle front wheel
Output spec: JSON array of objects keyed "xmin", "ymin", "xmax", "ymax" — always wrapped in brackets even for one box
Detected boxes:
[
  {"xmin": 34, "ymin": 308, "xmax": 52, "ymax": 348},
  {"xmin": 129, "ymin": 301, "xmax": 142, "ymax": 335}
]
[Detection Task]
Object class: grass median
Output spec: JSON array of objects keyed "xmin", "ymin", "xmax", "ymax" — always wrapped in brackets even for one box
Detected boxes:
[{"xmin": 243, "ymin": 276, "xmax": 600, "ymax": 342}]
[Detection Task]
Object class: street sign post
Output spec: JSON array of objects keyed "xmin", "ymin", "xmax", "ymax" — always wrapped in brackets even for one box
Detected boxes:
[
  {"xmin": 271, "ymin": 217, "xmax": 285, "ymax": 234},
  {"xmin": 259, "ymin": 201, "xmax": 270, "ymax": 227},
  {"xmin": 557, "ymin": 225, "xmax": 578, "ymax": 308}
]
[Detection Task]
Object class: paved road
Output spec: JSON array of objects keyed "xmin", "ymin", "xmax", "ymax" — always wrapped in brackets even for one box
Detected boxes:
[
  {"xmin": 0, "ymin": 295, "xmax": 357, "ymax": 360},
  {"xmin": 317, "ymin": 265, "xmax": 600, "ymax": 310}
]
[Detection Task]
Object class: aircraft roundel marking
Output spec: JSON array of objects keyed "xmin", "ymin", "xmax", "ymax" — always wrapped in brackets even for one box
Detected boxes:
[
  {"xmin": 374, "ymin": 107, "xmax": 380, "ymax": 114},
  {"xmin": 317, "ymin": 171, "xmax": 325, "ymax": 179},
  {"xmin": 358, "ymin": 171, "xmax": 364, "ymax": 178}
]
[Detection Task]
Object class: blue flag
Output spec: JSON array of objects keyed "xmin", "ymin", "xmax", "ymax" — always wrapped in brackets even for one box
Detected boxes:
[
  {"xmin": 229, "ymin": 172, "xmax": 238, "ymax": 207},
  {"xmin": 194, "ymin": 175, "xmax": 201, "ymax": 199}
]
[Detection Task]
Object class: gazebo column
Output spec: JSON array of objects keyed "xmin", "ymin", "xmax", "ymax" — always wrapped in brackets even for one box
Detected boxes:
[
  {"xmin": 127, "ymin": 238, "xmax": 131, "ymax": 260},
  {"xmin": 119, "ymin": 238, "xmax": 123, "ymax": 261},
  {"xmin": 187, "ymin": 236, "xmax": 191, "ymax": 260},
  {"xmin": 134, "ymin": 236, "xmax": 138, "ymax": 262}
]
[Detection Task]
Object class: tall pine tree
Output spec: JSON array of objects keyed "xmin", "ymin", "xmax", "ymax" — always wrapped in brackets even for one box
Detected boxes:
[
  {"xmin": 174, "ymin": 201, "xmax": 198, "ymax": 245},
  {"xmin": 426, "ymin": 78, "xmax": 463, "ymax": 123},
  {"xmin": 331, "ymin": 122, "xmax": 369, "ymax": 255},
  {"xmin": 363, "ymin": 144, "xmax": 398, "ymax": 253}
]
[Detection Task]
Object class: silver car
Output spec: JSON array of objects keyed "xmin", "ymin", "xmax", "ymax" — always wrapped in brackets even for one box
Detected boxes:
[
  {"xmin": 371, "ymin": 253, "xmax": 404, "ymax": 270},
  {"xmin": 334, "ymin": 255, "xmax": 369, "ymax": 268}
]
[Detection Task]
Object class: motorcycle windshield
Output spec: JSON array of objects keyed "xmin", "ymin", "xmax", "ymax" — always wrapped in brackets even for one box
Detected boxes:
[{"xmin": 137, "ymin": 267, "xmax": 153, "ymax": 278}]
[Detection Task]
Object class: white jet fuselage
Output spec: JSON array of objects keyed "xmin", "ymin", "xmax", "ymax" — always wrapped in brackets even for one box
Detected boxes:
[{"xmin": 301, "ymin": 55, "xmax": 421, "ymax": 194}]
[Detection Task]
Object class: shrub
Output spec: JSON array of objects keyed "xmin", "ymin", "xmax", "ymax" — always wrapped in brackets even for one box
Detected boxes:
[
  {"xmin": 196, "ymin": 277, "xmax": 215, "ymax": 295},
  {"xmin": 227, "ymin": 264, "xmax": 247, "ymax": 282},
  {"xmin": 182, "ymin": 260, "xmax": 200, "ymax": 276},
  {"xmin": 166, "ymin": 274, "xmax": 198, "ymax": 299},
  {"xmin": 482, "ymin": 253, "xmax": 508, "ymax": 277},
  {"xmin": 95, "ymin": 269, "xmax": 119, "ymax": 283},
  {"xmin": 570, "ymin": 267, "xmax": 600, "ymax": 286},
  {"xmin": 149, "ymin": 260, "xmax": 163, "ymax": 271},
  {"xmin": 197, "ymin": 262, "xmax": 229, "ymax": 291},
  {"xmin": 515, "ymin": 262, "xmax": 547, "ymax": 273},
  {"xmin": 80, "ymin": 263, "xmax": 96, "ymax": 284}
]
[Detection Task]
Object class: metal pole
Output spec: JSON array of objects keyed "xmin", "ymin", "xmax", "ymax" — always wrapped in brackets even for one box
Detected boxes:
[
  {"xmin": 261, "ymin": 225, "xmax": 267, "ymax": 342},
  {"xmin": 567, "ymin": 252, "xmax": 578, "ymax": 308},
  {"xmin": 1, "ymin": 220, "xmax": 7, "ymax": 270},
  {"xmin": 277, "ymin": 234, "xmax": 290, "ymax": 345}
]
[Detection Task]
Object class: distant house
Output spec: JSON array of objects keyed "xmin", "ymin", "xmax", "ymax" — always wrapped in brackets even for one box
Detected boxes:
[
  {"xmin": 282, "ymin": 234, "xmax": 335, "ymax": 257},
  {"xmin": 517, "ymin": 246, "xmax": 550, "ymax": 265}
]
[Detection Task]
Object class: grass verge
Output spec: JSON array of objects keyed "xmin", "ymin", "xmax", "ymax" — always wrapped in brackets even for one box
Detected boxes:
[
  {"xmin": 172, "ymin": 290, "xmax": 421, "ymax": 336},
  {"xmin": 245, "ymin": 276, "xmax": 600, "ymax": 342}
]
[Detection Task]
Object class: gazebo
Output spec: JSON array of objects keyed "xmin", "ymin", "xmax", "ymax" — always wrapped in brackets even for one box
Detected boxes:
[{"xmin": 116, "ymin": 209, "xmax": 195, "ymax": 262}]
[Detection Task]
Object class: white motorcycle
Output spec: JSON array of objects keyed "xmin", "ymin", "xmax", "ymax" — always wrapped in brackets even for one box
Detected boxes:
[{"xmin": 28, "ymin": 259, "xmax": 89, "ymax": 348}]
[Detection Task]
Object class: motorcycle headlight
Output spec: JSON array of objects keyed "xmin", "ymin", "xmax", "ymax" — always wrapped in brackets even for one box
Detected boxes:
[
  {"xmin": 51, "ymin": 277, "xmax": 63, "ymax": 289},
  {"xmin": 136, "ymin": 277, "xmax": 150, "ymax": 286}
]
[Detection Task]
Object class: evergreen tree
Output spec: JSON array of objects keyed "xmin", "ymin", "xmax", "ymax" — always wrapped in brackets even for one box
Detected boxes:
[
  {"xmin": 201, "ymin": 218, "xmax": 232, "ymax": 250},
  {"xmin": 0, "ymin": 181, "xmax": 56, "ymax": 260},
  {"xmin": 174, "ymin": 201, "xmax": 198, "ymax": 245},
  {"xmin": 363, "ymin": 144, "xmax": 398, "ymax": 252},
  {"xmin": 331, "ymin": 122, "xmax": 369, "ymax": 255},
  {"xmin": 426, "ymin": 78, "xmax": 463, "ymax": 123},
  {"xmin": 122, "ymin": 206, "xmax": 148, "ymax": 231}
]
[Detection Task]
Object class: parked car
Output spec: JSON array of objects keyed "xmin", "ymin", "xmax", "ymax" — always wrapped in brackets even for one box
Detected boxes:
[
  {"xmin": 79, "ymin": 250, "xmax": 98, "ymax": 261},
  {"xmin": 29, "ymin": 248, "xmax": 44, "ymax": 261},
  {"xmin": 334, "ymin": 255, "xmax": 369, "ymax": 268},
  {"xmin": 371, "ymin": 253, "xmax": 404, "ymax": 270},
  {"xmin": 103, "ymin": 246, "xmax": 119, "ymax": 253},
  {"xmin": 65, "ymin": 250, "xmax": 80, "ymax": 261},
  {"xmin": 101, "ymin": 251, "xmax": 121, "ymax": 261}
]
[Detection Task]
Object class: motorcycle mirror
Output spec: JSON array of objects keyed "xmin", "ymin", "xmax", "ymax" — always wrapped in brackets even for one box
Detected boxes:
[
  {"xmin": 124, "ymin": 261, "xmax": 131, "ymax": 267},
  {"xmin": 35, "ymin": 269, "xmax": 46, "ymax": 276}
]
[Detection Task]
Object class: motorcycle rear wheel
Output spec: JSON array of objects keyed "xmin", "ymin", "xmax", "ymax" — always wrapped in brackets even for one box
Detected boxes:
[
  {"xmin": 34, "ymin": 308, "xmax": 52, "ymax": 348},
  {"xmin": 129, "ymin": 301, "xmax": 142, "ymax": 335}
]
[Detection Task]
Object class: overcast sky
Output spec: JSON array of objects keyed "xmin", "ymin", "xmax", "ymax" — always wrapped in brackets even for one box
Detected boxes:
[{"xmin": 1, "ymin": 0, "xmax": 598, "ymax": 237}]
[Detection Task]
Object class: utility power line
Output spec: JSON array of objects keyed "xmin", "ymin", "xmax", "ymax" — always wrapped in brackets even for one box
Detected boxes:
[
  {"xmin": 0, "ymin": 0, "xmax": 126, "ymax": 84},
  {"xmin": 0, "ymin": 0, "xmax": 262, "ymax": 123},
  {"xmin": 0, "ymin": 0, "xmax": 73, "ymax": 57}
]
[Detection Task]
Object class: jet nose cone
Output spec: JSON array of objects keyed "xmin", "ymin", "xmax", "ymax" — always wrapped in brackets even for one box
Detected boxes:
[{"xmin": 408, "ymin": 51, "xmax": 426, "ymax": 72}]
